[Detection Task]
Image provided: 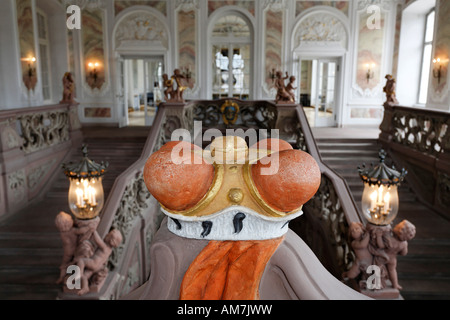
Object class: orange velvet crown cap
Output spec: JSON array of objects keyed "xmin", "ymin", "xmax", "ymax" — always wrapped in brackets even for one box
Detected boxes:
[{"xmin": 143, "ymin": 137, "xmax": 321, "ymax": 218}]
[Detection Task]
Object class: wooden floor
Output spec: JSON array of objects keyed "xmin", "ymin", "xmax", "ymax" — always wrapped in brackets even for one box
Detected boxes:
[
  {"xmin": 0, "ymin": 126, "xmax": 148, "ymax": 300},
  {"xmin": 315, "ymin": 131, "xmax": 450, "ymax": 300}
]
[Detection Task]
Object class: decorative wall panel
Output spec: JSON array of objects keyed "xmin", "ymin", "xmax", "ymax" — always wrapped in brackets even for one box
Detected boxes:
[
  {"xmin": 114, "ymin": 0, "xmax": 167, "ymax": 16},
  {"xmin": 178, "ymin": 10, "xmax": 197, "ymax": 87},
  {"xmin": 16, "ymin": 0, "xmax": 37, "ymax": 90},
  {"xmin": 431, "ymin": 0, "xmax": 450, "ymax": 100},
  {"xmin": 84, "ymin": 107, "xmax": 111, "ymax": 118},
  {"xmin": 82, "ymin": 8, "xmax": 106, "ymax": 90},
  {"xmin": 264, "ymin": 10, "xmax": 283, "ymax": 88},
  {"xmin": 295, "ymin": 1, "xmax": 349, "ymax": 17},
  {"xmin": 353, "ymin": 7, "xmax": 386, "ymax": 96},
  {"xmin": 208, "ymin": 0, "xmax": 255, "ymax": 16}
]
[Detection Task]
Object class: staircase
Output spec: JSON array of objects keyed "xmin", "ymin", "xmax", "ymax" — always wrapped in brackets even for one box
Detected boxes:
[
  {"xmin": 316, "ymin": 137, "xmax": 450, "ymax": 300},
  {"xmin": 0, "ymin": 127, "xmax": 148, "ymax": 300}
]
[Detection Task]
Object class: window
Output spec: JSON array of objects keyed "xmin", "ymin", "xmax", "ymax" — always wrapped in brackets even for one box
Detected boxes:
[
  {"xmin": 418, "ymin": 9, "xmax": 435, "ymax": 104},
  {"xmin": 211, "ymin": 14, "xmax": 252, "ymax": 100},
  {"xmin": 37, "ymin": 10, "xmax": 52, "ymax": 102}
]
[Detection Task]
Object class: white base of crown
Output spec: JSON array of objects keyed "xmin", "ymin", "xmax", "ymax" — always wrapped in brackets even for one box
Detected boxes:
[{"xmin": 162, "ymin": 206, "xmax": 303, "ymax": 241}]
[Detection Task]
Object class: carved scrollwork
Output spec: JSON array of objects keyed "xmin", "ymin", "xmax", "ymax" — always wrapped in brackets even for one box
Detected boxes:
[
  {"xmin": 303, "ymin": 175, "xmax": 355, "ymax": 274},
  {"xmin": 109, "ymin": 173, "xmax": 151, "ymax": 268},
  {"xmin": 392, "ymin": 110, "xmax": 448, "ymax": 156},
  {"xmin": 437, "ymin": 173, "xmax": 450, "ymax": 208},
  {"xmin": 18, "ymin": 110, "xmax": 69, "ymax": 154}
]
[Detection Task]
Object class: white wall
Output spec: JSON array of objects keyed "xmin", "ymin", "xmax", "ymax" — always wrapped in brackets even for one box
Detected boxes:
[
  {"xmin": 397, "ymin": 0, "xmax": 436, "ymax": 107},
  {"xmin": 0, "ymin": 0, "xmax": 23, "ymax": 110}
]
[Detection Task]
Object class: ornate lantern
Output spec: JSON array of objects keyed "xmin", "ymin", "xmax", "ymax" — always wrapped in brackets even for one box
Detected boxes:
[
  {"xmin": 358, "ymin": 149, "xmax": 407, "ymax": 226},
  {"xmin": 62, "ymin": 145, "xmax": 108, "ymax": 220}
]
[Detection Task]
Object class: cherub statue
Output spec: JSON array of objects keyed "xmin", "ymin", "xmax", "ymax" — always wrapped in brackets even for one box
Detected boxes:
[
  {"xmin": 60, "ymin": 72, "xmax": 75, "ymax": 103},
  {"xmin": 172, "ymin": 69, "xmax": 188, "ymax": 102},
  {"xmin": 275, "ymin": 71, "xmax": 295, "ymax": 104},
  {"xmin": 383, "ymin": 74, "xmax": 399, "ymax": 105},
  {"xmin": 76, "ymin": 229, "xmax": 123, "ymax": 296},
  {"xmin": 285, "ymin": 76, "xmax": 297, "ymax": 102},
  {"xmin": 342, "ymin": 222, "xmax": 373, "ymax": 281},
  {"xmin": 374, "ymin": 220, "xmax": 416, "ymax": 290},
  {"xmin": 54, "ymin": 212, "xmax": 99, "ymax": 284},
  {"xmin": 162, "ymin": 73, "xmax": 174, "ymax": 101}
]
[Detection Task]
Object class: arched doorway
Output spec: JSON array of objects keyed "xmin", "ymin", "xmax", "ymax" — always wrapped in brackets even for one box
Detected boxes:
[
  {"xmin": 292, "ymin": 8, "xmax": 349, "ymax": 127},
  {"xmin": 112, "ymin": 7, "xmax": 170, "ymax": 127},
  {"xmin": 209, "ymin": 12, "xmax": 253, "ymax": 100}
]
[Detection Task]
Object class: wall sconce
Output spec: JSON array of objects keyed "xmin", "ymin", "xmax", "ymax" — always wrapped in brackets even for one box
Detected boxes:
[
  {"xmin": 21, "ymin": 56, "xmax": 37, "ymax": 91},
  {"xmin": 365, "ymin": 63, "xmax": 375, "ymax": 83},
  {"xmin": 269, "ymin": 68, "xmax": 276, "ymax": 83},
  {"xmin": 358, "ymin": 149, "xmax": 407, "ymax": 226},
  {"xmin": 62, "ymin": 145, "xmax": 109, "ymax": 220},
  {"xmin": 88, "ymin": 62, "xmax": 100, "ymax": 83},
  {"xmin": 433, "ymin": 58, "xmax": 442, "ymax": 84},
  {"xmin": 182, "ymin": 66, "xmax": 192, "ymax": 80}
]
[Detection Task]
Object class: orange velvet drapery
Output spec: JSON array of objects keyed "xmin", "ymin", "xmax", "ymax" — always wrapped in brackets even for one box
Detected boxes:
[{"xmin": 180, "ymin": 237, "xmax": 284, "ymax": 300}]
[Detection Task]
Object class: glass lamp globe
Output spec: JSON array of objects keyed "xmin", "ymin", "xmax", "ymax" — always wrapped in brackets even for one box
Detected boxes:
[
  {"xmin": 358, "ymin": 150, "xmax": 407, "ymax": 226},
  {"xmin": 361, "ymin": 182, "xmax": 399, "ymax": 226},
  {"xmin": 62, "ymin": 145, "xmax": 108, "ymax": 220}
]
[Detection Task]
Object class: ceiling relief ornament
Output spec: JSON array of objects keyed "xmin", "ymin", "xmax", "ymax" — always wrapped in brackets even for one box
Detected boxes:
[
  {"xmin": 175, "ymin": 0, "xmax": 200, "ymax": 12},
  {"xmin": 357, "ymin": 0, "xmax": 392, "ymax": 11},
  {"xmin": 263, "ymin": 0, "xmax": 286, "ymax": 12},
  {"xmin": 294, "ymin": 13, "xmax": 347, "ymax": 49},
  {"xmin": 61, "ymin": 0, "xmax": 107, "ymax": 10},
  {"xmin": 114, "ymin": 12, "xmax": 168, "ymax": 51}
]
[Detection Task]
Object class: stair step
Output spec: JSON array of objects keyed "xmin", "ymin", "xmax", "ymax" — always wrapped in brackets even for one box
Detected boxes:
[
  {"xmin": 0, "ymin": 266, "xmax": 60, "ymax": 285},
  {"xmin": 0, "ymin": 284, "xmax": 60, "ymax": 300},
  {"xmin": 397, "ymin": 278, "xmax": 450, "ymax": 300}
]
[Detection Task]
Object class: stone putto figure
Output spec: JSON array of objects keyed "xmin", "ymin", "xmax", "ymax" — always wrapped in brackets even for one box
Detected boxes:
[
  {"xmin": 343, "ymin": 219, "xmax": 416, "ymax": 298},
  {"xmin": 60, "ymin": 72, "xmax": 75, "ymax": 104},
  {"xmin": 274, "ymin": 71, "xmax": 296, "ymax": 104},
  {"xmin": 383, "ymin": 74, "xmax": 399, "ymax": 105},
  {"xmin": 55, "ymin": 211, "xmax": 122, "ymax": 296}
]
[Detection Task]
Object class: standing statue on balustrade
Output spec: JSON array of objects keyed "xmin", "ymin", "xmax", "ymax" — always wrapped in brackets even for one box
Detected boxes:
[
  {"xmin": 383, "ymin": 74, "xmax": 399, "ymax": 106},
  {"xmin": 60, "ymin": 72, "xmax": 76, "ymax": 104},
  {"xmin": 275, "ymin": 71, "xmax": 296, "ymax": 104},
  {"xmin": 162, "ymin": 69, "xmax": 193, "ymax": 103}
]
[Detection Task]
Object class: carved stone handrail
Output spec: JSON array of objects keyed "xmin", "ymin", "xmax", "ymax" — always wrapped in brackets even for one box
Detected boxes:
[
  {"xmin": 287, "ymin": 105, "xmax": 363, "ymax": 279},
  {"xmin": 59, "ymin": 103, "xmax": 193, "ymax": 299},
  {"xmin": 0, "ymin": 103, "xmax": 82, "ymax": 220},
  {"xmin": 379, "ymin": 103, "xmax": 450, "ymax": 219}
]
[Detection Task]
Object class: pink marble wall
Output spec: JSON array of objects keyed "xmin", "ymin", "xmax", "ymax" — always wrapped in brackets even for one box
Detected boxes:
[
  {"xmin": 265, "ymin": 10, "xmax": 283, "ymax": 87},
  {"xmin": 356, "ymin": 11, "xmax": 385, "ymax": 91},
  {"xmin": 84, "ymin": 108, "xmax": 111, "ymax": 118},
  {"xmin": 350, "ymin": 108, "xmax": 383, "ymax": 119},
  {"xmin": 178, "ymin": 10, "xmax": 197, "ymax": 86},
  {"xmin": 295, "ymin": 1, "xmax": 349, "ymax": 16},
  {"xmin": 431, "ymin": 0, "xmax": 450, "ymax": 94},
  {"xmin": 391, "ymin": 3, "xmax": 402, "ymax": 79},
  {"xmin": 208, "ymin": 0, "xmax": 255, "ymax": 16},
  {"xmin": 82, "ymin": 9, "xmax": 106, "ymax": 90},
  {"xmin": 16, "ymin": 0, "xmax": 36, "ymax": 86},
  {"xmin": 114, "ymin": 1, "xmax": 167, "ymax": 16}
]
